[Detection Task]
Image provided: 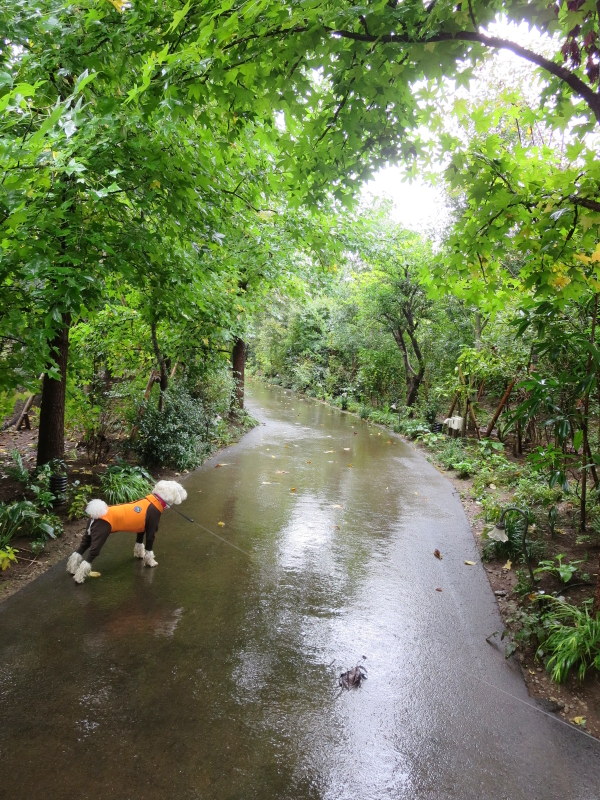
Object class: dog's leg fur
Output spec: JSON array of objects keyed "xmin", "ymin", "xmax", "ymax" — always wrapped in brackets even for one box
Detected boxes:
[
  {"xmin": 133, "ymin": 542, "xmax": 145, "ymax": 559},
  {"xmin": 143, "ymin": 550, "xmax": 158, "ymax": 567},
  {"xmin": 73, "ymin": 559, "xmax": 92, "ymax": 584},
  {"xmin": 66, "ymin": 552, "xmax": 83, "ymax": 574}
]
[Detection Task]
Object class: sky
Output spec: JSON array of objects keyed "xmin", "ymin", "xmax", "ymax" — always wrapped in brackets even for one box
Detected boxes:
[
  {"xmin": 361, "ymin": 168, "xmax": 449, "ymax": 233},
  {"xmin": 361, "ymin": 19, "xmax": 555, "ymax": 234}
]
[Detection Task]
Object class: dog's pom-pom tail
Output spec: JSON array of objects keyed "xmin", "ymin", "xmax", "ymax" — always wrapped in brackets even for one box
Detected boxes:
[
  {"xmin": 66, "ymin": 552, "xmax": 82, "ymax": 574},
  {"xmin": 143, "ymin": 550, "xmax": 158, "ymax": 568},
  {"xmin": 86, "ymin": 499, "xmax": 109, "ymax": 519},
  {"xmin": 73, "ymin": 560, "xmax": 92, "ymax": 584}
]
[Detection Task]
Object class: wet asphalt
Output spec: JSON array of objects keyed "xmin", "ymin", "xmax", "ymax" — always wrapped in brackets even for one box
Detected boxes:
[{"xmin": 1, "ymin": 382, "xmax": 599, "ymax": 800}]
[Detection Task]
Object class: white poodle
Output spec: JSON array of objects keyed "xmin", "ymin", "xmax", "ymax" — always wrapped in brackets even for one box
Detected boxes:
[{"xmin": 66, "ymin": 480, "xmax": 187, "ymax": 584}]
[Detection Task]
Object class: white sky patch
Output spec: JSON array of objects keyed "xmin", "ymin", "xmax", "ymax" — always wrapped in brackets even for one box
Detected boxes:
[
  {"xmin": 362, "ymin": 169, "xmax": 450, "ymax": 234},
  {"xmin": 360, "ymin": 18, "xmax": 560, "ymax": 234}
]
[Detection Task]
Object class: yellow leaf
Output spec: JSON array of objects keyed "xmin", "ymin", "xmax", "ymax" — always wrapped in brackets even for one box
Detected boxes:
[
  {"xmin": 150, "ymin": 179, "xmax": 161, "ymax": 189},
  {"xmin": 571, "ymin": 716, "xmax": 586, "ymax": 726},
  {"xmin": 503, "ymin": 559, "xmax": 512, "ymax": 571},
  {"xmin": 464, "ymin": 560, "xmax": 476, "ymax": 566},
  {"xmin": 106, "ymin": 0, "xmax": 127, "ymax": 11},
  {"xmin": 591, "ymin": 243, "xmax": 600, "ymax": 263},
  {"xmin": 549, "ymin": 273, "xmax": 571, "ymax": 290},
  {"xmin": 290, "ymin": 487, "xmax": 297, "ymax": 492},
  {"xmin": 217, "ymin": 521, "xmax": 225, "ymax": 527}
]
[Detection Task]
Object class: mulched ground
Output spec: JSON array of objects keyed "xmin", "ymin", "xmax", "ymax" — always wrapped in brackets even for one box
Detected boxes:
[{"xmin": 452, "ymin": 474, "xmax": 600, "ymax": 741}]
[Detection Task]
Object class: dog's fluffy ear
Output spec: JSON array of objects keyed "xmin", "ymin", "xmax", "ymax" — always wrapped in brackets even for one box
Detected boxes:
[
  {"xmin": 86, "ymin": 499, "xmax": 109, "ymax": 519},
  {"xmin": 152, "ymin": 480, "xmax": 187, "ymax": 506}
]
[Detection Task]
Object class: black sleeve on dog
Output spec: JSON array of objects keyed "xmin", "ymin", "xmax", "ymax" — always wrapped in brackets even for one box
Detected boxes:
[
  {"xmin": 136, "ymin": 533, "xmax": 144, "ymax": 544},
  {"xmin": 87, "ymin": 519, "xmax": 112, "ymax": 562},
  {"xmin": 144, "ymin": 504, "xmax": 161, "ymax": 551}
]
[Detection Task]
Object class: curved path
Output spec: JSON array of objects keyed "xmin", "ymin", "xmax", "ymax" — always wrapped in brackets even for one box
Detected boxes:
[{"xmin": 1, "ymin": 383, "xmax": 599, "ymax": 800}]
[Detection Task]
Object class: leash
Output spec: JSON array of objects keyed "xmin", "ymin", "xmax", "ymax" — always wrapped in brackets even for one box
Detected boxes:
[{"xmin": 169, "ymin": 506, "xmax": 255, "ymax": 560}]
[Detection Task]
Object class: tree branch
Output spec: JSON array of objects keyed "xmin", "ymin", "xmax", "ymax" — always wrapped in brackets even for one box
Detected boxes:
[{"xmin": 324, "ymin": 27, "xmax": 600, "ymax": 122}]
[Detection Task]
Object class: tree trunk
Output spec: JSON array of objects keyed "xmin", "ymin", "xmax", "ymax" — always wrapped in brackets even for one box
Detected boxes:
[
  {"xmin": 37, "ymin": 320, "xmax": 70, "ymax": 467},
  {"xmin": 150, "ymin": 321, "xmax": 169, "ymax": 411},
  {"xmin": 484, "ymin": 378, "xmax": 516, "ymax": 438},
  {"xmin": 231, "ymin": 336, "xmax": 246, "ymax": 412}
]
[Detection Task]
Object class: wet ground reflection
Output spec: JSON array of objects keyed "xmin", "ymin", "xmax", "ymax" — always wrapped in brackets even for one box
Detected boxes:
[{"xmin": 0, "ymin": 382, "xmax": 599, "ymax": 799}]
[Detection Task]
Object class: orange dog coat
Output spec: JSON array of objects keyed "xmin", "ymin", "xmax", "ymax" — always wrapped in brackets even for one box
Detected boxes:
[{"xmin": 98, "ymin": 495, "xmax": 165, "ymax": 534}]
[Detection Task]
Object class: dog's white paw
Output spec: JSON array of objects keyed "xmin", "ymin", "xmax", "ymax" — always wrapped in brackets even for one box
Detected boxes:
[
  {"xmin": 66, "ymin": 552, "xmax": 83, "ymax": 575},
  {"xmin": 73, "ymin": 560, "xmax": 92, "ymax": 584},
  {"xmin": 133, "ymin": 542, "xmax": 146, "ymax": 559},
  {"xmin": 143, "ymin": 550, "xmax": 158, "ymax": 568}
]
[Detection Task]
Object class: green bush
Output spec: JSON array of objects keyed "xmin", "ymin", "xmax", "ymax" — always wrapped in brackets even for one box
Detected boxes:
[
  {"xmin": 435, "ymin": 439, "xmax": 468, "ymax": 470},
  {"xmin": 537, "ymin": 600, "xmax": 600, "ymax": 683},
  {"xmin": 0, "ymin": 546, "xmax": 19, "ymax": 571},
  {"xmin": 100, "ymin": 463, "xmax": 154, "ymax": 504},
  {"xmin": 368, "ymin": 409, "xmax": 398, "ymax": 427},
  {"xmin": 482, "ymin": 512, "xmax": 533, "ymax": 564},
  {"xmin": 0, "ymin": 501, "xmax": 62, "ymax": 549},
  {"xmin": 534, "ymin": 554, "xmax": 584, "ymax": 584},
  {"xmin": 65, "ymin": 481, "xmax": 95, "ymax": 520},
  {"xmin": 134, "ymin": 385, "xmax": 214, "ymax": 470}
]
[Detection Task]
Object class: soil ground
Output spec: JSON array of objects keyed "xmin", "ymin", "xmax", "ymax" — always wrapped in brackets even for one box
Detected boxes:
[
  {"xmin": 1, "ymin": 421, "xmax": 599, "ymax": 741},
  {"xmin": 447, "ymin": 472, "xmax": 600, "ymax": 740}
]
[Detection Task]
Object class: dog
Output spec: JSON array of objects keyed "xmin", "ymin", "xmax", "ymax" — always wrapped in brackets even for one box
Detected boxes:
[{"xmin": 66, "ymin": 480, "xmax": 187, "ymax": 584}]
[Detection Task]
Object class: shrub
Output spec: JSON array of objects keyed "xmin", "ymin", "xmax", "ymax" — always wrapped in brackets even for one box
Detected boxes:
[
  {"xmin": 537, "ymin": 600, "xmax": 600, "ymax": 683},
  {"xmin": 435, "ymin": 439, "xmax": 468, "ymax": 471},
  {"xmin": 100, "ymin": 463, "xmax": 154, "ymax": 504},
  {"xmin": 482, "ymin": 512, "xmax": 533, "ymax": 564},
  {"xmin": 0, "ymin": 501, "xmax": 62, "ymax": 549},
  {"xmin": 0, "ymin": 546, "xmax": 18, "ymax": 571},
  {"xmin": 65, "ymin": 481, "xmax": 95, "ymax": 520},
  {"xmin": 534, "ymin": 554, "xmax": 584, "ymax": 584},
  {"xmin": 6, "ymin": 450, "xmax": 29, "ymax": 484},
  {"xmin": 134, "ymin": 385, "xmax": 213, "ymax": 470}
]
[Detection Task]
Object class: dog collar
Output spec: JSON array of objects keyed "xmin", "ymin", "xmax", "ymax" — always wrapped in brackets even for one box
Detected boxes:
[{"xmin": 152, "ymin": 494, "xmax": 168, "ymax": 509}]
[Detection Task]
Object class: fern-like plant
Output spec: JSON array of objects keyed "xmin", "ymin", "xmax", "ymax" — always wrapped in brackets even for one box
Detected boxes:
[
  {"xmin": 537, "ymin": 600, "xmax": 600, "ymax": 683},
  {"xmin": 99, "ymin": 463, "xmax": 153, "ymax": 504}
]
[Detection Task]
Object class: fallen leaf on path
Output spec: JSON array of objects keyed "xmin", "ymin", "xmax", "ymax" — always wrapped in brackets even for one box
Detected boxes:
[
  {"xmin": 347, "ymin": 464, "xmax": 353, "ymax": 468},
  {"xmin": 464, "ymin": 560, "xmax": 476, "ymax": 566},
  {"xmin": 331, "ymin": 504, "xmax": 343, "ymax": 509},
  {"xmin": 433, "ymin": 549, "xmax": 442, "ymax": 560},
  {"xmin": 435, "ymin": 588, "xmax": 443, "ymax": 592},
  {"xmin": 218, "ymin": 521, "xmax": 225, "ymax": 527},
  {"xmin": 571, "ymin": 716, "xmax": 586, "ymax": 726},
  {"xmin": 503, "ymin": 560, "xmax": 513, "ymax": 571},
  {"xmin": 306, "ymin": 460, "xmax": 312, "ymax": 464},
  {"xmin": 275, "ymin": 470, "xmax": 289, "ymax": 474},
  {"xmin": 290, "ymin": 487, "xmax": 297, "ymax": 492},
  {"xmin": 324, "ymin": 450, "xmax": 334, "ymax": 453},
  {"xmin": 215, "ymin": 463, "xmax": 230, "ymax": 468},
  {"xmin": 261, "ymin": 481, "xmax": 273, "ymax": 485},
  {"xmin": 343, "ymin": 447, "xmax": 350, "ymax": 451}
]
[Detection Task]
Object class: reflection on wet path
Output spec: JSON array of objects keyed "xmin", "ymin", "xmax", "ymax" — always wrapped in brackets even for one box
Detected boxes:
[{"xmin": 1, "ymin": 382, "xmax": 599, "ymax": 800}]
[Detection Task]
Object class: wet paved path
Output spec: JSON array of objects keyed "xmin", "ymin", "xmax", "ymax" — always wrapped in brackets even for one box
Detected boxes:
[{"xmin": 1, "ymin": 383, "xmax": 599, "ymax": 800}]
